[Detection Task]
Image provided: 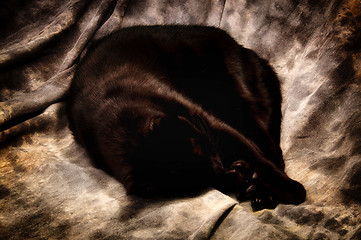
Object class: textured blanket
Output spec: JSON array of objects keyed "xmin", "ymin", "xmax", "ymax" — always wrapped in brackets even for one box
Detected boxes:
[{"xmin": 1, "ymin": 0, "xmax": 360, "ymax": 239}]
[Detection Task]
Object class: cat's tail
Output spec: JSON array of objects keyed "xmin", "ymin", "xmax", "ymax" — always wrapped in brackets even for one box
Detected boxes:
[{"xmin": 209, "ymin": 119, "xmax": 306, "ymax": 206}]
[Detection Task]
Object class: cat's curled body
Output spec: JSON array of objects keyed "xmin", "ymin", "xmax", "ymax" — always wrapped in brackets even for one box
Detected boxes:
[{"xmin": 67, "ymin": 25, "xmax": 306, "ymax": 210}]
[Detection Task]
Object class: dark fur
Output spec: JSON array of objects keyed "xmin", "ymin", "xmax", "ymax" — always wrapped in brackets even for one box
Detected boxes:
[{"xmin": 67, "ymin": 25, "xmax": 306, "ymax": 210}]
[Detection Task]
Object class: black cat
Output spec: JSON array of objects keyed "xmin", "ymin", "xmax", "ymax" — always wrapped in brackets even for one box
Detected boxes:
[{"xmin": 67, "ymin": 25, "xmax": 306, "ymax": 210}]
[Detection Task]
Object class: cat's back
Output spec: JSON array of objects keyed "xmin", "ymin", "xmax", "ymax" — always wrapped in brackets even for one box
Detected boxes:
[
  {"xmin": 70, "ymin": 25, "xmax": 238, "ymax": 89},
  {"xmin": 88, "ymin": 25, "xmax": 237, "ymax": 61}
]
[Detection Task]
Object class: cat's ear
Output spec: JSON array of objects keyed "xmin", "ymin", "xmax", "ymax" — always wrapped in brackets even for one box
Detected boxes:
[
  {"xmin": 150, "ymin": 115, "xmax": 211, "ymax": 157},
  {"xmin": 151, "ymin": 115, "xmax": 197, "ymax": 137},
  {"xmin": 147, "ymin": 115, "xmax": 201, "ymax": 150}
]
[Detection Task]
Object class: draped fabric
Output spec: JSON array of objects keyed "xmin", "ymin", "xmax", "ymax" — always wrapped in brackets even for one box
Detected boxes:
[{"xmin": 1, "ymin": 0, "xmax": 360, "ymax": 239}]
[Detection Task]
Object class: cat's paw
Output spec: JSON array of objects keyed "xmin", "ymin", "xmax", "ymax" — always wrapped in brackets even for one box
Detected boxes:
[
  {"xmin": 221, "ymin": 160, "xmax": 253, "ymax": 193},
  {"xmin": 229, "ymin": 160, "xmax": 252, "ymax": 178},
  {"xmin": 236, "ymin": 172, "xmax": 280, "ymax": 210},
  {"xmin": 249, "ymin": 184, "xmax": 279, "ymax": 211},
  {"xmin": 246, "ymin": 175, "xmax": 306, "ymax": 211},
  {"xmin": 251, "ymin": 194, "xmax": 279, "ymax": 211},
  {"xmin": 229, "ymin": 160, "xmax": 252, "ymax": 185}
]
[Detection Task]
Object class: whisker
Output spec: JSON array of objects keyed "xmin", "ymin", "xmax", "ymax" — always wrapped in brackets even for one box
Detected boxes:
[{"xmin": 190, "ymin": 113, "xmax": 219, "ymax": 150}]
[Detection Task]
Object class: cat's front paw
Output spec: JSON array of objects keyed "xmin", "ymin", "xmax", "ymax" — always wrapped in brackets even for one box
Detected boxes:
[
  {"xmin": 250, "ymin": 184, "xmax": 279, "ymax": 211},
  {"xmin": 236, "ymin": 172, "xmax": 278, "ymax": 211},
  {"xmin": 245, "ymin": 174, "xmax": 306, "ymax": 211},
  {"xmin": 236, "ymin": 172, "xmax": 280, "ymax": 210},
  {"xmin": 221, "ymin": 160, "xmax": 253, "ymax": 193}
]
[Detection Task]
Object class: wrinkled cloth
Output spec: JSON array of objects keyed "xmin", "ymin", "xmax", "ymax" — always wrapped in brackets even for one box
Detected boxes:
[{"xmin": 1, "ymin": 0, "xmax": 361, "ymax": 239}]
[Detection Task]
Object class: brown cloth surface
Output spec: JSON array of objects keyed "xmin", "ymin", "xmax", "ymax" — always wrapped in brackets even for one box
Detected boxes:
[{"xmin": 1, "ymin": 0, "xmax": 361, "ymax": 239}]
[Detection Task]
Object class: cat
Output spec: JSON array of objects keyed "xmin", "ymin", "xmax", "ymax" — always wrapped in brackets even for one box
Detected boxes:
[{"xmin": 67, "ymin": 25, "xmax": 306, "ymax": 210}]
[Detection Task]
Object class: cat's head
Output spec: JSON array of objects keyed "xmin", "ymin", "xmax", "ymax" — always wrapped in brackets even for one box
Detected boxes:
[{"xmin": 128, "ymin": 114, "xmax": 223, "ymax": 197}]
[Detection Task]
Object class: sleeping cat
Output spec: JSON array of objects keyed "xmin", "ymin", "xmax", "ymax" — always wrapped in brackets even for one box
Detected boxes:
[{"xmin": 67, "ymin": 25, "xmax": 306, "ymax": 210}]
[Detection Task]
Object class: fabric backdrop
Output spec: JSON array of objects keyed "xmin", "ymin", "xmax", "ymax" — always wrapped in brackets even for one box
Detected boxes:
[{"xmin": 1, "ymin": 0, "xmax": 360, "ymax": 239}]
